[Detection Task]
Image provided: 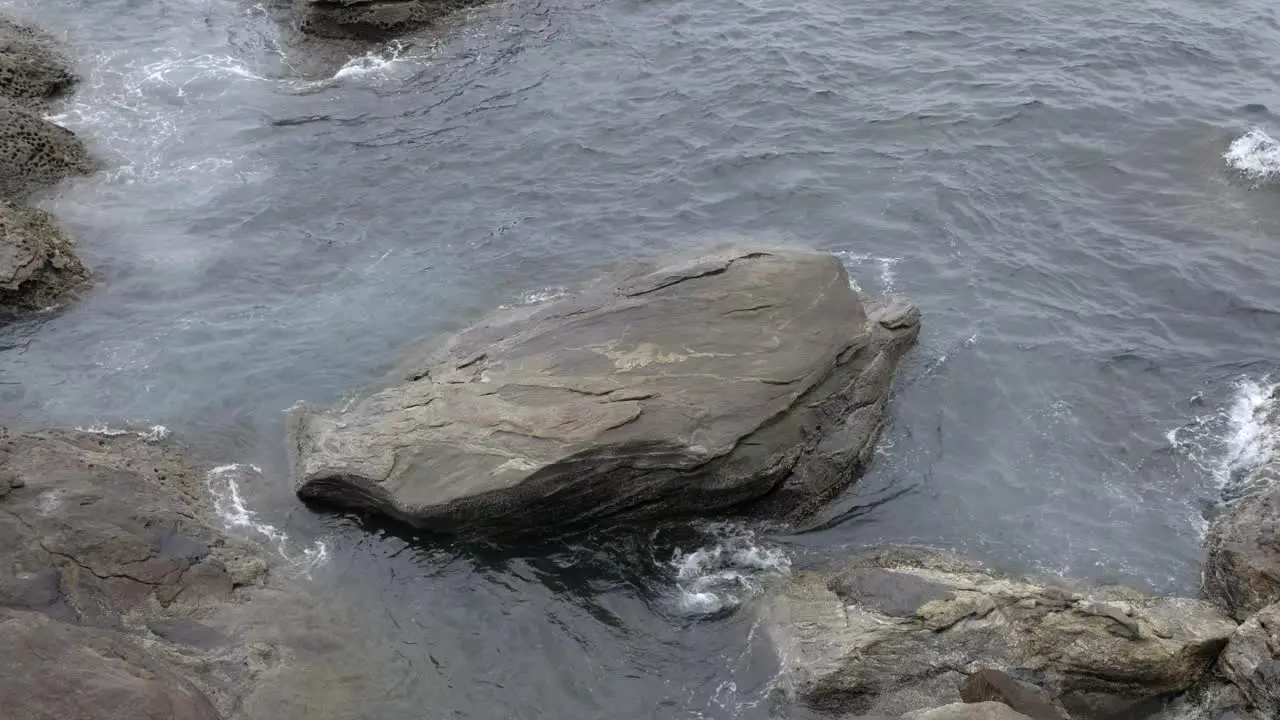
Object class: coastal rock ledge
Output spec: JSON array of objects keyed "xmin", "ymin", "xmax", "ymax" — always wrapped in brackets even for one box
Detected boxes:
[
  {"xmin": 290, "ymin": 247, "xmax": 920, "ymax": 535},
  {"xmin": 764, "ymin": 546, "xmax": 1237, "ymax": 720}
]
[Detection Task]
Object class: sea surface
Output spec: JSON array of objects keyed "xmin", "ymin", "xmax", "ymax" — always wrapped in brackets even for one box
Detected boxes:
[{"xmin": 4, "ymin": 0, "xmax": 1280, "ymax": 716}]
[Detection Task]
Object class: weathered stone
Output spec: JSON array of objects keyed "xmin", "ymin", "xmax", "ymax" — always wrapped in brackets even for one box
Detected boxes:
[
  {"xmin": 764, "ymin": 546, "xmax": 1236, "ymax": 719},
  {"xmin": 294, "ymin": 0, "xmax": 487, "ymax": 40},
  {"xmin": 904, "ymin": 703, "xmax": 1035, "ymax": 720},
  {"xmin": 959, "ymin": 669, "xmax": 1070, "ymax": 720},
  {"xmin": 0, "ymin": 17, "xmax": 77, "ymax": 109},
  {"xmin": 0, "ymin": 429, "xmax": 266, "ymax": 627},
  {"xmin": 1218, "ymin": 602, "xmax": 1280, "ymax": 717},
  {"xmin": 0, "ymin": 608, "xmax": 222, "ymax": 720},
  {"xmin": 1205, "ymin": 482, "xmax": 1280, "ymax": 621},
  {"xmin": 0, "ymin": 104, "xmax": 96, "ymax": 201},
  {"xmin": 291, "ymin": 247, "xmax": 920, "ymax": 535},
  {"xmin": 0, "ymin": 199, "xmax": 89, "ymax": 314}
]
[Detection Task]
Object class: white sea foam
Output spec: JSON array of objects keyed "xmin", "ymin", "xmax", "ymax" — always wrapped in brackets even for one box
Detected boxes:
[
  {"xmin": 206, "ymin": 464, "xmax": 329, "ymax": 575},
  {"xmin": 497, "ymin": 286, "xmax": 570, "ymax": 309},
  {"xmin": 669, "ymin": 522, "xmax": 790, "ymax": 616},
  {"xmin": 330, "ymin": 39, "xmax": 428, "ymax": 82},
  {"xmin": 834, "ymin": 251, "xmax": 905, "ymax": 294},
  {"xmin": 1224, "ymin": 129, "xmax": 1280, "ymax": 182},
  {"xmin": 74, "ymin": 423, "xmax": 171, "ymax": 442},
  {"xmin": 1168, "ymin": 377, "xmax": 1280, "ymax": 509}
]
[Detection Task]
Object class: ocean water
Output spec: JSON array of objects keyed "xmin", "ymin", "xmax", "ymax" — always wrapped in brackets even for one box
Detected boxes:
[{"xmin": 5, "ymin": 0, "xmax": 1280, "ymax": 716}]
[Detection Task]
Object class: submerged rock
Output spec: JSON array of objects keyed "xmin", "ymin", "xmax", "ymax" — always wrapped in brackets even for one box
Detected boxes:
[
  {"xmin": 0, "ymin": 199, "xmax": 88, "ymax": 314},
  {"xmin": 1205, "ymin": 483, "xmax": 1280, "ymax": 620},
  {"xmin": 763, "ymin": 546, "xmax": 1236, "ymax": 719},
  {"xmin": 291, "ymin": 247, "xmax": 920, "ymax": 535},
  {"xmin": 0, "ymin": 104, "xmax": 96, "ymax": 201},
  {"xmin": 0, "ymin": 17, "xmax": 77, "ymax": 109},
  {"xmin": 294, "ymin": 0, "xmax": 484, "ymax": 40}
]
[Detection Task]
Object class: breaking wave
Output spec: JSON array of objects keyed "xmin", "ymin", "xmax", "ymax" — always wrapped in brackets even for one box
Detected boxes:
[
  {"xmin": 1168, "ymin": 377, "xmax": 1280, "ymax": 506},
  {"xmin": 667, "ymin": 522, "xmax": 791, "ymax": 617},
  {"xmin": 1224, "ymin": 129, "xmax": 1280, "ymax": 182}
]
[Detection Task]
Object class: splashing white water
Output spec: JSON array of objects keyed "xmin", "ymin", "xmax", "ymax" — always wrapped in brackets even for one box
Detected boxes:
[
  {"xmin": 74, "ymin": 423, "xmax": 171, "ymax": 442},
  {"xmin": 497, "ymin": 286, "xmax": 570, "ymax": 309},
  {"xmin": 669, "ymin": 523, "xmax": 790, "ymax": 616},
  {"xmin": 1224, "ymin": 129, "xmax": 1280, "ymax": 182},
  {"xmin": 331, "ymin": 39, "xmax": 424, "ymax": 81},
  {"xmin": 207, "ymin": 464, "xmax": 329, "ymax": 575},
  {"xmin": 834, "ymin": 251, "xmax": 905, "ymax": 294},
  {"xmin": 1168, "ymin": 377, "xmax": 1280, "ymax": 506}
]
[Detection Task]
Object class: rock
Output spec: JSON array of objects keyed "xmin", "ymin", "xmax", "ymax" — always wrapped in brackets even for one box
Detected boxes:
[
  {"xmin": 291, "ymin": 247, "xmax": 920, "ymax": 535},
  {"xmin": 0, "ymin": 608, "xmax": 221, "ymax": 720},
  {"xmin": 0, "ymin": 199, "xmax": 89, "ymax": 314},
  {"xmin": 294, "ymin": 0, "xmax": 485, "ymax": 40},
  {"xmin": 0, "ymin": 17, "xmax": 77, "ymax": 109},
  {"xmin": 959, "ymin": 669, "xmax": 1071, "ymax": 720},
  {"xmin": 903, "ymin": 703, "xmax": 1035, "ymax": 720},
  {"xmin": 1217, "ymin": 602, "xmax": 1280, "ymax": 716},
  {"xmin": 0, "ymin": 105, "xmax": 96, "ymax": 201},
  {"xmin": 763, "ymin": 546, "xmax": 1236, "ymax": 719},
  {"xmin": 0, "ymin": 429, "xmax": 266, "ymax": 626},
  {"xmin": 0, "ymin": 428, "xmax": 272, "ymax": 717},
  {"xmin": 1205, "ymin": 483, "xmax": 1280, "ymax": 621}
]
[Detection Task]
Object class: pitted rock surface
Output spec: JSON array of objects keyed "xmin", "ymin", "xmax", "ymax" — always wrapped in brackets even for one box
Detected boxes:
[
  {"xmin": 0, "ymin": 105, "xmax": 96, "ymax": 201},
  {"xmin": 0, "ymin": 17, "xmax": 77, "ymax": 108}
]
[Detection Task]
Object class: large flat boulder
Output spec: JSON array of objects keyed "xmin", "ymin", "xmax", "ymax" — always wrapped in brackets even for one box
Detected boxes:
[
  {"xmin": 763, "ymin": 547, "xmax": 1236, "ymax": 719},
  {"xmin": 0, "ymin": 17, "xmax": 77, "ymax": 109},
  {"xmin": 0, "ymin": 199, "xmax": 88, "ymax": 314},
  {"xmin": 294, "ymin": 0, "xmax": 485, "ymax": 40},
  {"xmin": 290, "ymin": 248, "xmax": 920, "ymax": 535},
  {"xmin": 1205, "ymin": 482, "xmax": 1280, "ymax": 621}
]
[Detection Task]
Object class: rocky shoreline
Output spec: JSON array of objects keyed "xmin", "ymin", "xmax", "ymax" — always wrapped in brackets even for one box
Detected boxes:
[
  {"xmin": 0, "ymin": 17, "xmax": 97, "ymax": 316},
  {"xmin": 3, "ymin": 10, "xmax": 1280, "ymax": 720}
]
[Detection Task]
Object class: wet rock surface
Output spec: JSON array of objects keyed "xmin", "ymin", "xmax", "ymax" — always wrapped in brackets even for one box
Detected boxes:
[
  {"xmin": 291, "ymin": 247, "xmax": 920, "ymax": 536},
  {"xmin": 0, "ymin": 199, "xmax": 88, "ymax": 314},
  {"xmin": 293, "ymin": 0, "xmax": 488, "ymax": 40},
  {"xmin": 0, "ymin": 429, "xmax": 268, "ymax": 718},
  {"xmin": 764, "ymin": 546, "xmax": 1236, "ymax": 719}
]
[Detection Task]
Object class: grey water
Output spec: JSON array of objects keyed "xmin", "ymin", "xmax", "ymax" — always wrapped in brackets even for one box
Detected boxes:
[{"xmin": 5, "ymin": 0, "xmax": 1280, "ymax": 716}]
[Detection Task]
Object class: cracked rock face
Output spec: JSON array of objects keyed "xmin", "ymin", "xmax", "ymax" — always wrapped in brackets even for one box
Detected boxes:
[
  {"xmin": 290, "ymin": 247, "xmax": 920, "ymax": 535},
  {"xmin": 0, "ymin": 429, "xmax": 265, "ymax": 625},
  {"xmin": 1217, "ymin": 602, "xmax": 1280, "ymax": 717},
  {"xmin": 293, "ymin": 0, "xmax": 487, "ymax": 40},
  {"xmin": 1205, "ymin": 481, "xmax": 1280, "ymax": 621},
  {"xmin": 763, "ymin": 546, "xmax": 1237, "ymax": 720},
  {"xmin": 0, "ymin": 428, "xmax": 269, "ymax": 718}
]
